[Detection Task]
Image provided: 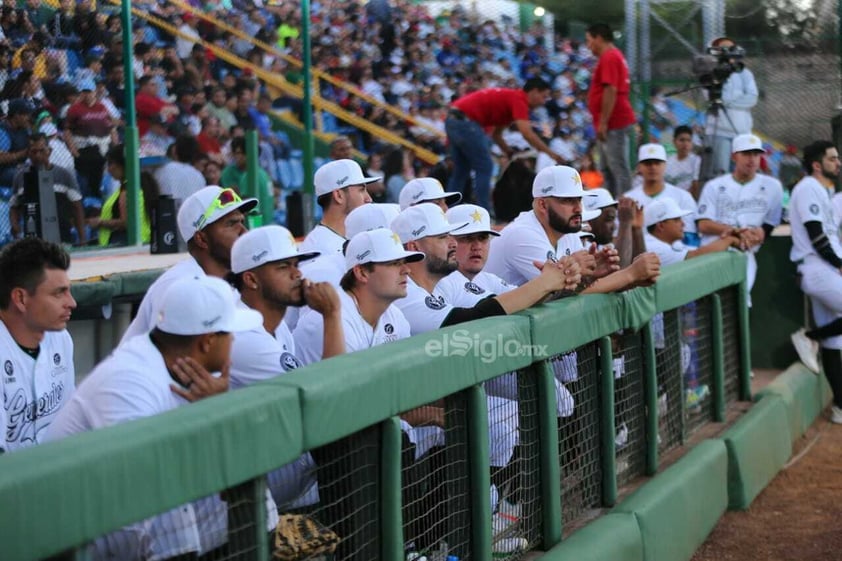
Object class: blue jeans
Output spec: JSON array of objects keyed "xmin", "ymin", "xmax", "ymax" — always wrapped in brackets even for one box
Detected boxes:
[
  {"xmin": 598, "ymin": 126, "xmax": 633, "ymax": 197},
  {"xmin": 445, "ymin": 117, "xmax": 493, "ymax": 210}
]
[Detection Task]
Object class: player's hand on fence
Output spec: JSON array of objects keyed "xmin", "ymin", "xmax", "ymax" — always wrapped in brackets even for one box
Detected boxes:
[
  {"xmin": 170, "ymin": 357, "xmax": 230, "ymax": 402},
  {"xmin": 629, "ymin": 252, "xmax": 661, "ymax": 286},
  {"xmin": 303, "ymin": 279, "xmax": 341, "ymax": 317},
  {"xmin": 559, "ymin": 257, "xmax": 582, "ymax": 291},
  {"xmin": 592, "ymin": 244, "xmax": 620, "ymax": 277}
]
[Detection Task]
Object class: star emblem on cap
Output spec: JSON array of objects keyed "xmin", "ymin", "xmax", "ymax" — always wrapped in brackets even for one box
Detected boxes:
[
  {"xmin": 572, "ymin": 172, "xmax": 581, "ymax": 186},
  {"xmin": 647, "ymin": 147, "xmax": 657, "ymax": 155},
  {"xmin": 390, "ymin": 232, "xmax": 402, "ymax": 245},
  {"xmin": 470, "ymin": 209, "xmax": 483, "ymax": 223},
  {"xmin": 287, "ymin": 232, "xmax": 296, "ymax": 246}
]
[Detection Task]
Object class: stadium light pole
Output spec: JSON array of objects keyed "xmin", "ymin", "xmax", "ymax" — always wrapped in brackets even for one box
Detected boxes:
[
  {"xmin": 120, "ymin": 0, "xmax": 141, "ymax": 246},
  {"xmin": 301, "ymin": 0, "xmax": 315, "ymax": 233}
]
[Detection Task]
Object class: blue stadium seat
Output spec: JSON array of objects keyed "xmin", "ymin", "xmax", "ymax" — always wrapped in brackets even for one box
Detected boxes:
[{"xmin": 277, "ymin": 159, "xmax": 294, "ymax": 190}]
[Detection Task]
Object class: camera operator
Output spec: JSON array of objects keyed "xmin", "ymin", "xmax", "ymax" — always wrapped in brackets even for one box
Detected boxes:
[{"xmin": 705, "ymin": 37, "xmax": 758, "ymax": 177}]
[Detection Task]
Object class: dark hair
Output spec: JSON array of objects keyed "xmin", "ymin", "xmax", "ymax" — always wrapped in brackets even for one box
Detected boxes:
[
  {"xmin": 0, "ymin": 238, "xmax": 70, "ymax": 309},
  {"xmin": 149, "ymin": 327, "xmax": 201, "ymax": 351},
  {"xmin": 339, "ymin": 263, "xmax": 374, "ymax": 291},
  {"xmin": 673, "ymin": 125, "xmax": 692, "ymax": 139},
  {"xmin": 802, "ymin": 140, "xmax": 836, "ymax": 174},
  {"xmin": 106, "ymin": 143, "xmax": 125, "ymax": 167},
  {"xmin": 586, "ymin": 23, "xmax": 613, "ymax": 42},
  {"xmin": 28, "ymin": 132, "xmax": 48, "ymax": 145},
  {"xmin": 139, "ymin": 170, "xmax": 160, "ymax": 221},
  {"xmin": 230, "ymin": 136, "xmax": 246, "ymax": 154},
  {"xmin": 173, "ymin": 134, "xmax": 200, "ymax": 164},
  {"xmin": 523, "ymin": 77, "xmax": 550, "ymax": 93}
]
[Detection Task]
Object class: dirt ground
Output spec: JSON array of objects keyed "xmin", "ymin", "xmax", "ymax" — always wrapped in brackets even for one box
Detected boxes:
[{"xmin": 691, "ymin": 411, "xmax": 842, "ymax": 561}]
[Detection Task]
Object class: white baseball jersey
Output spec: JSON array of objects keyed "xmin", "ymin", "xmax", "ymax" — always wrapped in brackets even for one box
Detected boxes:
[
  {"xmin": 229, "ymin": 302, "xmax": 302, "ymax": 390},
  {"xmin": 643, "ymin": 233, "xmax": 691, "ymax": 267},
  {"xmin": 293, "ymin": 289, "xmax": 410, "ymax": 365},
  {"xmin": 789, "ymin": 176, "xmax": 842, "ymax": 264},
  {"xmin": 46, "ymin": 333, "xmax": 278, "ymax": 559},
  {"xmin": 437, "ymin": 270, "xmax": 515, "ymax": 308},
  {"xmin": 664, "ymin": 153, "xmax": 701, "ymax": 193},
  {"xmin": 298, "ymin": 224, "xmax": 346, "ymax": 255},
  {"xmin": 120, "ymin": 256, "xmax": 206, "ymax": 345},
  {"xmin": 485, "ymin": 211, "xmax": 584, "ymax": 286},
  {"xmin": 394, "ymin": 278, "xmax": 455, "ymax": 336},
  {"xmin": 696, "ymin": 173, "xmax": 784, "ymax": 247},
  {"xmin": 624, "ymin": 184, "xmax": 698, "ymax": 234},
  {"xmin": 831, "ymin": 192, "xmax": 842, "ymax": 227},
  {"xmin": 0, "ymin": 321, "xmax": 74, "ymax": 453}
]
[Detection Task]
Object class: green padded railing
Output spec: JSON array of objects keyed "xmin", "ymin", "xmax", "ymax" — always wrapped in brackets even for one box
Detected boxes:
[{"xmin": 0, "ymin": 252, "xmax": 750, "ymax": 561}]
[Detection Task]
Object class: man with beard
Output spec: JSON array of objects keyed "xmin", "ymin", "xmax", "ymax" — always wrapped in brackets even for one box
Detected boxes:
[
  {"xmin": 120, "ymin": 186, "xmax": 257, "ymax": 344},
  {"xmin": 391, "ymin": 203, "xmax": 582, "ymax": 336},
  {"xmin": 787, "ymin": 141, "xmax": 842, "ymax": 423},
  {"xmin": 485, "ymin": 165, "xmax": 660, "ymax": 292},
  {"xmin": 228, "ymin": 225, "xmax": 343, "ymax": 509},
  {"xmin": 298, "ymin": 159, "xmax": 376, "ymax": 255}
]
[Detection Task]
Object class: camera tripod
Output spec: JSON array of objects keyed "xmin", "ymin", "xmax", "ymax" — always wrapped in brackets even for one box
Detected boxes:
[{"xmin": 698, "ymin": 94, "xmax": 738, "ymax": 185}]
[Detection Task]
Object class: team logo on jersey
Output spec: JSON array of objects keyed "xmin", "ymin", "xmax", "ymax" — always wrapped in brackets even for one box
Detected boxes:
[
  {"xmin": 546, "ymin": 250, "xmax": 556, "ymax": 262},
  {"xmin": 464, "ymin": 281, "xmax": 485, "ymax": 295},
  {"xmin": 698, "ymin": 204, "xmax": 707, "ymax": 214},
  {"xmin": 384, "ymin": 323, "xmax": 394, "ymax": 334},
  {"xmin": 810, "ymin": 204, "xmax": 820, "ymax": 215},
  {"xmin": 425, "ymin": 295, "xmax": 447, "ymax": 310},
  {"xmin": 280, "ymin": 352, "xmax": 302, "ymax": 371},
  {"xmin": 53, "ymin": 353, "xmax": 60, "ymax": 366},
  {"xmin": 4, "ymin": 360, "xmax": 12, "ymax": 376},
  {"xmin": 718, "ymin": 185, "xmax": 726, "ymax": 192}
]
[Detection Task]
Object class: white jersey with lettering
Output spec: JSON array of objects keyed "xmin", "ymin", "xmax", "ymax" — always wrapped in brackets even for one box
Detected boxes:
[
  {"xmin": 0, "ymin": 320, "xmax": 74, "ymax": 453},
  {"xmin": 696, "ymin": 172, "xmax": 783, "ymax": 246},
  {"xmin": 436, "ymin": 270, "xmax": 515, "ymax": 308},
  {"xmin": 298, "ymin": 224, "xmax": 345, "ymax": 255},
  {"xmin": 119, "ymin": 256, "xmax": 206, "ymax": 346},
  {"xmin": 293, "ymin": 289, "xmax": 410, "ymax": 365},
  {"xmin": 624, "ymin": 183, "xmax": 698, "ymax": 234}
]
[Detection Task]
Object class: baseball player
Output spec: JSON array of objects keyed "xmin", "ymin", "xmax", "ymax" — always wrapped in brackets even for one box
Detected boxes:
[
  {"xmin": 47, "ymin": 276, "xmax": 278, "ymax": 559},
  {"xmin": 298, "ymin": 159, "xmax": 376, "ymax": 255},
  {"xmin": 228, "ymin": 225, "xmax": 341, "ymax": 508},
  {"xmin": 643, "ymin": 198, "xmax": 741, "ymax": 266},
  {"xmin": 0, "ymin": 238, "xmax": 75, "ymax": 453},
  {"xmin": 696, "ymin": 133, "xmax": 784, "ymax": 296},
  {"xmin": 484, "ymin": 165, "xmax": 659, "ymax": 292},
  {"xmin": 398, "ymin": 177, "xmax": 462, "ymax": 212},
  {"xmin": 624, "ymin": 143, "xmax": 698, "ymax": 236},
  {"xmin": 120, "ymin": 185, "xmax": 257, "ymax": 344},
  {"xmin": 583, "ymin": 188, "xmax": 645, "ymax": 267},
  {"xmin": 787, "ymin": 140, "xmax": 842, "ymax": 423}
]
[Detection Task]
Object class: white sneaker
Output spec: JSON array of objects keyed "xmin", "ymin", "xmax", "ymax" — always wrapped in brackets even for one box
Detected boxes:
[
  {"xmin": 492, "ymin": 537, "xmax": 528, "ymax": 554},
  {"xmin": 831, "ymin": 405, "xmax": 842, "ymax": 424},
  {"xmin": 791, "ymin": 328, "xmax": 821, "ymax": 374}
]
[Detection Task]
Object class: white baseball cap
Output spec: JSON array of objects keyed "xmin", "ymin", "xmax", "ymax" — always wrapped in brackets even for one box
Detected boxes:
[
  {"xmin": 445, "ymin": 204, "xmax": 499, "ymax": 237},
  {"xmin": 314, "ymin": 159, "xmax": 380, "ymax": 197},
  {"xmin": 155, "ymin": 276, "xmax": 263, "ymax": 335},
  {"xmin": 637, "ymin": 143, "xmax": 667, "ymax": 163},
  {"xmin": 583, "ymin": 187, "xmax": 617, "ymax": 210},
  {"xmin": 532, "ymin": 165, "xmax": 593, "ymax": 198},
  {"xmin": 344, "ymin": 228, "xmax": 425, "ymax": 271},
  {"xmin": 731, "ymin": 133, "xmax": 766, "ymax": 154},
  {"xmin": 391, "ymin": 202, "xmax": 469, "ymax": 243},
  {"xmin": 345, "ymin": 203, "xmax": 401, "ymax": 239},
  {"xmin": 231, "ymin": 225, "xmax": 320, "ymax": 274},
  {"xmin": 582, "ymin": 208, "xmax": 602, "ymax": 222},
  {"xmin": 398, "ymin": 177, "xmax": 462, "ymax": 210},
  {"xmin": 177, "ymin": 185, "xmax": 258, "ymax": 242},
  {"xmin": 644, "ymin": 198, "xmax": 692, "ymax": 228}
]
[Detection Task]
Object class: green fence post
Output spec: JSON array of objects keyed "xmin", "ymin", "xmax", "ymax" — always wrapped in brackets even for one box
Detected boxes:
[
  {"xmin": 711, "ymin": 294, "xmax": 726, "ymax": 421},
  {"xmin": 245, "ymin": 131, "xmax": 263, "ymax": 229},
  {"xmin": 738, "ymin": 281, "xmax": 753, "ymax": 401},
  {"xmin": 642, "ymin": 322, "xmax": 659, "ymax": 475},
  {"xmin": 467, "ymin": 384, "xmax": 492, "ymax": 561},
  {"xmin": 381, "ymin": 416, "xmax": 404, "ymax": 561},
  {"xmin": 599, "ymin": 336, "xmax": 617, "ymax": 506},
  {"xmin": 536, "ymin": 361, "xmax": 562, "ymax": 547},
  {"xmin": 120, "ymin": 0, "xmax": 140, "ymax": 246},
  {"xmin": 252, "ymin": 477, "xmax": 268, "ymax": 560},
  {"xmin": 300, "ymin": 0, "xmax": 315, "ymax": 233}
]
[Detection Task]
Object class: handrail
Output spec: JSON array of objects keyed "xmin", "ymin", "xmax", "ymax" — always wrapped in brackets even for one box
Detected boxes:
[{"xmin": 163, "ymin": 0, "xmax": 445, "ymax": 141}]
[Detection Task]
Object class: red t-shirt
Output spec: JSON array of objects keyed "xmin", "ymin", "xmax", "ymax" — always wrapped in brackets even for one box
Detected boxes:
[
  {"xmin": 587, "ymin": 47, "xmax": 636, "ymax": 130},
  {"xmin": 196, "ymin": 131, "xmax": 222, "ymax": 157},
  {"xmin": 135, "ymin": 91, "xmax": 169, "ymax": 136},
  {"xmin": 65, "ymin": 101, "xmax": 112, "ymax": 137},
  {"xmin": 452, "ymin": 88, "xmax": 530, "ymax": 130}
]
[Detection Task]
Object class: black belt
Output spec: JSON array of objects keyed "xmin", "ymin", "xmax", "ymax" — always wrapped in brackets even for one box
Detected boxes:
[{"xmin": 448, "ymin": 107, "xmax": 468, "ymax": 120}]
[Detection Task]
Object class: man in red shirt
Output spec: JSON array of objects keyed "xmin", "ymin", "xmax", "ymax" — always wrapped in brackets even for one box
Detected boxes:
[
  {"xmin": 134, "ymin": 75, "xmax": 178, "ymax": 137},
  {"xmin": 445, "ymin": 78, "xmax": 566, "ymax": 211},
  {"xmin": 586, "ymin": 23, "xmax": 636, "ymax": 197},
  {"xmin": 64, "ymin": 78, "xmax": 115, "ymax": 196}
]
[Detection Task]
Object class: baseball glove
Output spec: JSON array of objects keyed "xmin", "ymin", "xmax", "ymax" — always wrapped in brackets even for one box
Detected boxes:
[{"xmin": 273, "ymin": 513, "xmax": 340, "ymax": 560}]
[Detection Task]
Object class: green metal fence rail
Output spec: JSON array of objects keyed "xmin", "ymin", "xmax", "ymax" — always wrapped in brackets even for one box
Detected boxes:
[{"xmin": 0, "ymin": 252, "xmax": 750, "ymax": 561}]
